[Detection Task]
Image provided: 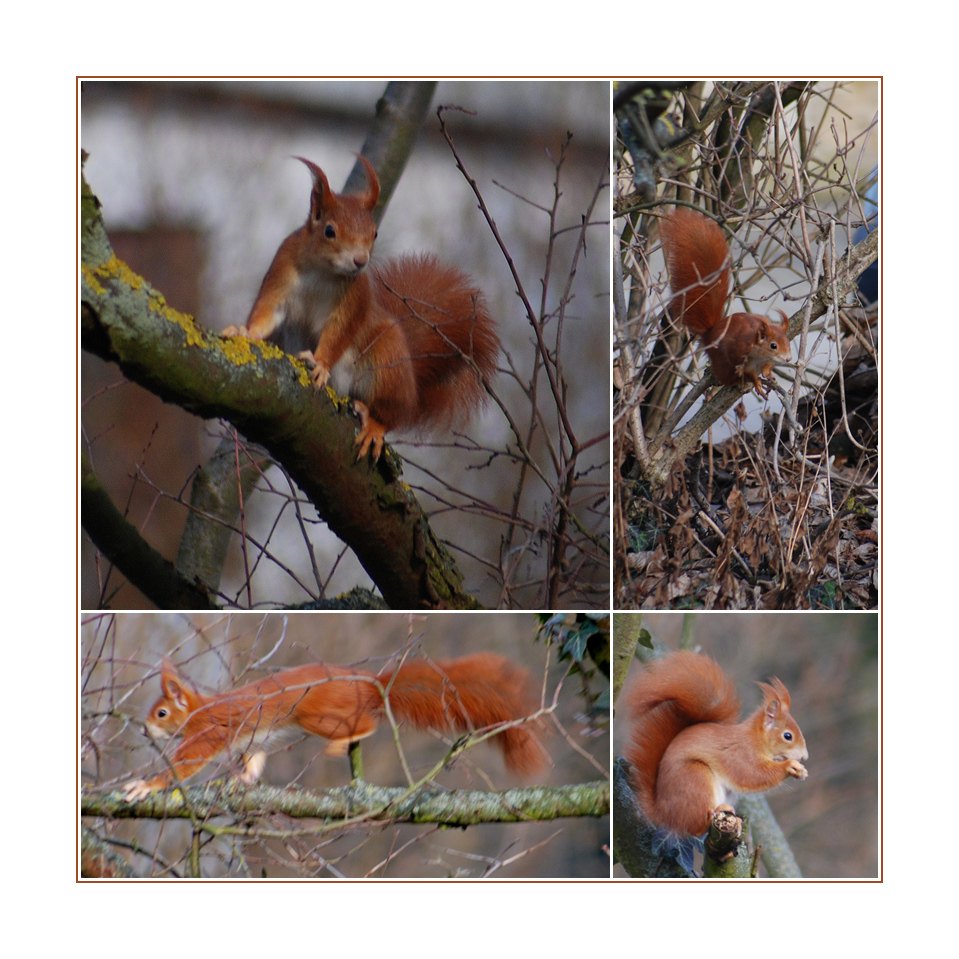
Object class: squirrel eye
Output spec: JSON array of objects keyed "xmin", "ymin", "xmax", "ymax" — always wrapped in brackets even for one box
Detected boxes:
[
  {"xmin": 770, "ymin": 342, "xmax": 779, "ymax": 351},
  {"xmin": 784, "ymin": 731, "xmax": 793, "ymax": 741},
  {"xmin": 324, "ymin": 225, "xmax": 336, "ymax": 240},
  {"xmin": 157, "ymin": 708, "xmax": 168, "ymax": 718}
]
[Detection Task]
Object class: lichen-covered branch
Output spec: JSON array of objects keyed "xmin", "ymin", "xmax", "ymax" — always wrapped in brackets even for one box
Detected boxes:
[{"xmin": 82, "ymin": 778, "xmax": 609, "ymax": 825}]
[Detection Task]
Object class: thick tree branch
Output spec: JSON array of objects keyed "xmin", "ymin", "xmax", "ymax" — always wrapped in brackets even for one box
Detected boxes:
[{"xmin": 80, "ymin": 449, "xmax": 218, "ymax": 609}]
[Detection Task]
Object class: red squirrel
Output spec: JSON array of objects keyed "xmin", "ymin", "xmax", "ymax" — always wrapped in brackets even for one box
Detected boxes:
[
  {"xmin": 660, "ymin": 207, "xmax": 790, "ymax": 397},
  {"xmin": 122, "ymin": 653, "xmax": 544, "ymax": 800},
  {"xmin": 624, "ymin": 650, "xmax": 807, "ymax": 841},
  {"xmin": 222, "ymin": 156, "xmax": 500, "ymax": 461}
]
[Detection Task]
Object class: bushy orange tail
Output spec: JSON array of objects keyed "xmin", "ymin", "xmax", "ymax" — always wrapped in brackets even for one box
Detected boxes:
[
  {"xmin": 380, "ymin": 653, "xmax": 546, "ymax": 774},
  {"xmin": 660, "ymin": 208, "xmax": 731, "ymax": 337},
  {"xmin": 371, "ymin": 254, "xmax": 500, "ymax": 430}
]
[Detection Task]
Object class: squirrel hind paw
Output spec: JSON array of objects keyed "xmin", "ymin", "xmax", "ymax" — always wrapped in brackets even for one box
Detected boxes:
[
  {"xmin": 353, "ymin": 401, "xmax": 387, "ymax": 462},
  {"xmin": 222, "ymin": 324, "xmax": 249, "ymax": 338}
]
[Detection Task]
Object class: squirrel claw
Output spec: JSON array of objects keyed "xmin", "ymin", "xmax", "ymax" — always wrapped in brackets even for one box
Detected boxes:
[
  {"xmin": 353, "ymin": 400, "xmax": 387, "ymax": 462},
  {"xmin": 354, "ymin": 427, "xmax": 386, "ymax": 463}
]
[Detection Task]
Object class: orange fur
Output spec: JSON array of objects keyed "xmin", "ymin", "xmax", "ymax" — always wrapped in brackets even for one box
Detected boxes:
[
  {"xmin": 624, "ymin": 651, "xmax": 807, "ymax": 837},
  {"xmin": 223, "ymin": 156, "xmax": 499, "ymax": 460},
  {"xmin": 660, "ymin": 208, "xmax": 790, "ymax": 397},
  {"xmin": 122, "ymin": 653, "xmax": 544, "ymax": 800}
]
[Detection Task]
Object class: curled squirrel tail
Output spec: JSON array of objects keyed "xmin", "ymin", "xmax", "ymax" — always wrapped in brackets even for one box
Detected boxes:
[{"xmin": 624, "ymin": 651, "xmax": 740, "ymax": 814}]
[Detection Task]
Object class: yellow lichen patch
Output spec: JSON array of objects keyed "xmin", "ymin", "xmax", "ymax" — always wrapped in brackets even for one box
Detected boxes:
[
  {"xmin": 88, "ymin": 253, "xmax": 208, "ymax": 346},
  {"xmin": 220, "ymin": 335, "xmax": 263, "ymax": 367},
  {"xmin": 319, "ymin": 381, "xmax": 352, "ymax": 409},
  {"xmin": 287, "ymin": 353, "xmax": 320, "ymax": 389},
  {"xmin": 331, "ymin": 389, "xmax": 353, "ymax": 410},
  {"xmin": 220, "ymin": 333, "xmax": 293, "ymax": 371},
  {"xmin": 120, "ymin": 266, "xmax": 206, "ymax": 347},
  {"xmin": 295, "ymin": 364, "xmax": 314, "ymax": 389},
  {"xmin": 81, "ymin": 262, "xmax": 106, "ymax": 295},
  {"xmin": 253, "ymin": 339, "xmax": 286, "ymax": 361},
  {"xmin": 162, "ymin": 304, "xmax": 206, "ymax": 347},
  {"xmin": 115, "ymin": 258, "xmax": 145, "ymax": 291},
  {"xmin": 89, "ymin": 254, "xmax": 142, "ymax": 291}
]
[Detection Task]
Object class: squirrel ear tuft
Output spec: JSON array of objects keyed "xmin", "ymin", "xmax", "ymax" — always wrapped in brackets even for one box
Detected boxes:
[{"xmin": 354, "ymin": 155, "xmax": 380, "ymax": 210}]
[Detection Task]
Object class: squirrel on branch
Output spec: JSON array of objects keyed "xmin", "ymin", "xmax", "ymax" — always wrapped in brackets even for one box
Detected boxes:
[
  {"xmin": 660, "ymin": 207, "xmax": 790, "ymax": 397},
  {"xmin": 623, "ymin": 650, "xmax": 807, "ymax": 870},
  {"xmin": 223, "ymin": 156, "xmax": 500, "ymax": 461},
  {"xmin": 122, "ymin": 653, "xmax": 545, "ymax": 801}
]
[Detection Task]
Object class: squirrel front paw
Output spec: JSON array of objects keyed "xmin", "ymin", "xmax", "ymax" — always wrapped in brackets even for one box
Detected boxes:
[
  {"xmin": 121, "ymin": 779, "xmax": 155, "ymax": 802},
  {"xmin": 221, "ymin": 324, "xmax": 250, "ymax": 338},
  {"xmin": 239, "ymin": 749, "xmax": 266, "ymax": 785},
  {"xmin": 786, "ymin": 760, "xmax": 808, "ymax": 780},
  {"xmin": 296, "ymin": 351, "xmax": 331, "ymax": 389}
]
